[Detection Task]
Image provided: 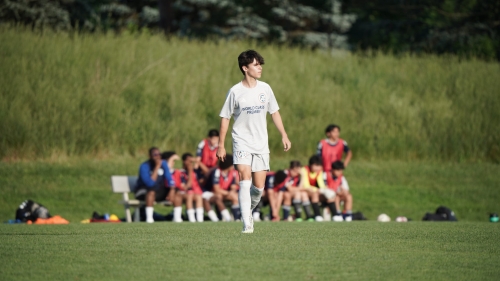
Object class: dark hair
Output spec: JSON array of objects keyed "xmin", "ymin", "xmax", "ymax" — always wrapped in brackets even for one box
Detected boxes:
[
  {"xmin": 274, "ymin": 170, "xmax": 288, "ymax": 186},
  {"xmin": 325, "ymin": 124, "xmax": 341, "ymax": 133},
  {"xmin": 331, "ymin": 161, "xmax": 345, "ymax": 171},
  {"xmin": 289, "ymin": 160, "xmax": 301, "ymax": 169},
  {"xmin": 238, "ymin": 50, "xmax": 264, "ymax": 75},
  {"xmin": 161, "ymin": 151, "xmax": 177, "ymax": 160},
  {"xmin": 308, "ymin": 155, "xmax": 322, "ymax": 167},
  {"xmin": 218, "ymin": 154, "xmax": 233, "ymax": 170},
  {"xmin": 149, "ymin": 147, "xmax": 159, "ymax": 156},
  {"xmin": 182, "ymin": 152, "xmax": 193, "ymax": 161},
  {"xmin": 208, "ymin": 129, "xmax": 219, "ymax": 137}
]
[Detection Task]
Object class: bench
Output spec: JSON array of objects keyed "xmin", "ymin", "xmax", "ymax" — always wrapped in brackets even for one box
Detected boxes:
[{"xmin": 110, "ymin": 176, "xmax": 172, "ymax": 223}]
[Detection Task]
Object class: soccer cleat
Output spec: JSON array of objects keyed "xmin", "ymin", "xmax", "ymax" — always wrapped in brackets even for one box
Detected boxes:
[
  {"xmin": 307, "ymin": 218, "xmax": 315, "ymax": 222},
  {"xmin": 315, "ymin": 216, "xmax": 324, "ymax": 222},
  {"xmin": 173, "ymin": 218, "xmax": 183, "ymax": 223},
  {"xmin": 295, "ymin": 218, "xmax": 303, "ymax": 222},
  {"xmin": 146, "ymin": 219, "xmax": 154, "ymax": 223},
  {"xmin": 332, "ymin": 215, "xmax": 344, "ymax": 222},
  {"xmin": 344, "ymin": 215, "xmax": 352, "ymax": 222}
]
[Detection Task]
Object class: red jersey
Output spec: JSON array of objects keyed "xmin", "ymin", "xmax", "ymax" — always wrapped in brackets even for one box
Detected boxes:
[
  {"xmin": 172, "ymin": 169, "xmax": 202, "ymax": 194},
  {"xmin": 318, "ymin": 138, "xmax": 349, "ymax": 172},
  {"xmin": 304, "ymin": 166, "xmax": 321, "ymax": 187},
  {"xmin": 325, "ymin": 172, "xmax": 343, "ymax": 192},
  {"xmin": 197, "ymin": 139, "xmax": 218, "ymax": 168}
]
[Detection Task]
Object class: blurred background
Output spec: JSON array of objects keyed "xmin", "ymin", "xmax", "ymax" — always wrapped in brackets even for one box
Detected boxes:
[{"xmin": 0, "ymin": 0, "xmax": 499, "ymax": 222}]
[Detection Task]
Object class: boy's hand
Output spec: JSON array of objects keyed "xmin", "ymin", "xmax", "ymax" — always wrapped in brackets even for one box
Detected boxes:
[
  {"xmin": 154, "ymin": 158, "xmax": 162, "ymax": 168},
  {"xmin": 217, "ymin": 146, "xmax": 226, "ymax": 162},
  {"xmin": 282, "ymin": 136, "xmax": 291, "ymax": 151}
]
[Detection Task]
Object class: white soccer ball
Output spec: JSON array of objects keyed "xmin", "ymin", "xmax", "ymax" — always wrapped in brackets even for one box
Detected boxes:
[
  {"xmin": 377, "ymin": 213, "xmax": 391, "ymax": 222},
  {"xmin": 395, "ymin": 216, "xmax": 408, "ymax": 222}
]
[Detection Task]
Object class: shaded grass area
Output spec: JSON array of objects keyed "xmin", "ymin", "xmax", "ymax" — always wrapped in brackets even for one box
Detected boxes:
[
  {"xmin": 1, "ymin": 159, "xmax": 498, "ymax": 222},
  {"xmin": 1, "ymin": 28, "xmax": 500, "ymax": 162},
  {"xmin": 0, "ymin": 222, "xmax": 499, "ymax": 281}
]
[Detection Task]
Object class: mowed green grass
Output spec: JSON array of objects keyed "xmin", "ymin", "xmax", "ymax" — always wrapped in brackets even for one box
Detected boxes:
[
  {"xmin": 1, "ymin": 158, "xmax": 499, "ymax": 222},
  {"xmin": 0, "ymin": 222, "xmax": 498, "ymax": 281}
]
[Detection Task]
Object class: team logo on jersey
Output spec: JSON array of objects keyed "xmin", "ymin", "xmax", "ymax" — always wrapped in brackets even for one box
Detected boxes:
[
  {"xmin": 236, "ymin": 151, "xmax": 249, "ymax": 159},
  {"xmin": 259, "ymin": 93, "xmax": 266, "ymax": 103}
]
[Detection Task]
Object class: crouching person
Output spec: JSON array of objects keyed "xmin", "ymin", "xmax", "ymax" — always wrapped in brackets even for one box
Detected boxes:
[
  {"xmin": 202, "ymin": 154, "xmax": 240, "ymax": 222},
  {"xmin": 135, "ymin": 147, "xmax": 175, "ymax": 223},
  {"xmin": 324, "ymin": 161, "xmax": 353, "ymax": 221},
  {"xmin": 172, "ymin": 153, "xmax": 205, "ymax": 223}
]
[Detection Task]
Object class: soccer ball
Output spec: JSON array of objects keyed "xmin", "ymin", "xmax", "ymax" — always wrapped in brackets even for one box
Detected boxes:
[
  {"xmin": 395, "ymin": 216, "xmax": 408, "ymax": 222},
  {"xmin": 377, "ymin": 213, "xmax": 391, "ymax": 222}
]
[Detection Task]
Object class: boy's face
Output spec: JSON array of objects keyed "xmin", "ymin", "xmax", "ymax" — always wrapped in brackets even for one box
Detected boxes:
[
  {"xmin": 150, "ymin": 149, "xmax": 161, "ymax": 161},
  {"xmin": 208, "ymin": 136, "xmax": 219, "ymax": 147},
  {"xmin": 311, "ymin": 164, "xmax": 322, "ymax": 173},
  {"xmin": 183, "ymin": 156, "xmax": 194, "ymax": 168},
  {"xmin": 243, "ymin": 59, "xmax": 262, "ymax": 79},
  {"xmin": 332, "ymin": 169, "xmax": 343, "ymax": 178},
  {"xmin": 329, "ymin": 128, "xmax": 340, "ymax": 140},
  {"xmin": 290, "ymin": 167, "xmax": 301, "ymax": 177}
]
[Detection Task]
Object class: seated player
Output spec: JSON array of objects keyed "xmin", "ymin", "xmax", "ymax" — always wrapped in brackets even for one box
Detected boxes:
[
  {"xmin": 202, "ymin": 154, "xmax": 240, "ymax": 222},
  {"xmin": 324, "ymin": 161, "xmax": 353, "ymax": 222},
  {"xmin": 135, "ymin": 147, "xmax": 175, "ymax": 223},
  {"xmin": 161, "ymin": 151, "xmax": 180, "ymax": 203},
  {"xmin": 280, "ymin": 160, "xmax": 302, "ymax": 221},
  {"xmin": 259, "ymin": 171, "xmax": 278, "ymax": 221},
  {"xmin": 171, "ymin": 153, "xmax": 204, "ymax": 223},
  {"xmin": 195, "ymin": 129, "xmax": 219, "ymax": 181},
  {"xmin": 317, "ymin": 124, "xmax": 352, "ymax": 173},
  {"xmin": 299, "ymin": 155, "xmax": 326, "ymax": 222}
]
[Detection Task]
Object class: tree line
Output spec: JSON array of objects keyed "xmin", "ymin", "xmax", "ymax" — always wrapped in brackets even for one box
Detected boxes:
[{"xmin": 1, "ymin": 0, "xmax": 498, "ymax": 59}]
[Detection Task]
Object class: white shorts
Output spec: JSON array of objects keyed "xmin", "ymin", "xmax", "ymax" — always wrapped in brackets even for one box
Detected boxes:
[
  {"xmin": 233, "ymin": 151, "xmax": 270, "ymax": 172},
  {"xmin": 202, "ymin": 191, "xmax": 214, "ymax": 200}
]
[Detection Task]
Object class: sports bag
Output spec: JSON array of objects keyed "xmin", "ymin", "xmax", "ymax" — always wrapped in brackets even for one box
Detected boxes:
[{"xmin": 15, "ymin": 200, "xmax": 51, "ymax": 222}]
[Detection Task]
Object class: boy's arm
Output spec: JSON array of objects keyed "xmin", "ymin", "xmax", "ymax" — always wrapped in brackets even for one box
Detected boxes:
[
  {"xmin": 213, "ymin": 184, "xmax": 228, "ymax": 196},
  {"xmin": 271, "ymin": 111, "xmax": 291, "ymax": 151},
  {"xmin": 217, "ymin": 117, "xmax": 230, "ymax": 161},
  {"xmin": 344, "ymin": 150, "xmax": 352, "ymax": 167}
]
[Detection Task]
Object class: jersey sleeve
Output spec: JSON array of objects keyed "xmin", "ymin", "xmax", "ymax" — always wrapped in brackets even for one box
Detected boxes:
[
  {"xmin": 316, "ymin": 141, "xmax": 323, "ymax": 156},
  {"xmin": 317, "ymin": 172, "xmax": 326, "ymax": 189},
  {"xmin": 267, "ymin": 86, "xmax": 280, "ymax": 114},
  {"xmin": 213, "ymin": 169, "xmax": 221, "ymax": 185},
  {"xmin": 196, "ymin": 140, "xmax": 205, "ymax": 157},
  {"xmin": 341, "ymin": 176, "xmax": 349, "ymax": 190},
  {"xmin": 300, "ymin": 168, "xmax": 311, "ymax": 188},
  {"xmin": 343, "ymin": 140, "xmax": 350, "ymax": 152},
  {"xmin": 219, "ymin": 90, "xmax": 235, "ymax": 119},
  {"xmin": 139, "ymin": 163, "xmax": 155, "ymax": 187}
]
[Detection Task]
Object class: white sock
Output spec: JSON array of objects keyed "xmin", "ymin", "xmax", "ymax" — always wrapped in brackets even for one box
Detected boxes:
[
  {"xmin": 196, "ymin": 208, "xmax": 204, "ymax": 222},
  {"xmin": 187, "ymin": 209, "xmax": 196, "ymax": 223},
  {"xmin": 250, "ymin": 185, "xmax": 264, "ymax": 210},
  {"xmin": 207, "ymin": 210, "xmax": 219, "ymax": 222},
  {"xmin": 221, "ymin": 209, "xmax": 231, "ymax": 222},
  {"xmin": 253, "ymin": 212, "xmax": 261, "ymax": 220},
  {"xmin": 239, "ymin": 180, "xmax": 252, "ymax": 227},
  {"xmin": 145, "ymin": 206, "xmax": 154, "ymax": 223},
  {"xmin": 173, "ymin": 206, "xmax": 182, "ymax": 222}
]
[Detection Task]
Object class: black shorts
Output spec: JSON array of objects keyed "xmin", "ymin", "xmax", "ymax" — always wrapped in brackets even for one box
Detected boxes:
[{"xmin": 135, "ymin": 186, "xmax": 170, "ymax": 202}]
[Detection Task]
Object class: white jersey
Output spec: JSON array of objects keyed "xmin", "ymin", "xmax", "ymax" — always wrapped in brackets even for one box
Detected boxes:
[{"xmin": 219, "ymin": 80, "xmax": 280, "ymax": 155}]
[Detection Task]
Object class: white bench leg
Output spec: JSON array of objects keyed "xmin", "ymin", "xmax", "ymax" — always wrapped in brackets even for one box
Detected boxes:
[
  {"xmin": 134, "ymin": 207, "xmax": 141, "ymax": 222},
  {"xmin": 125, "ymin": 204, "xmax": 132, "ymax": 223}
]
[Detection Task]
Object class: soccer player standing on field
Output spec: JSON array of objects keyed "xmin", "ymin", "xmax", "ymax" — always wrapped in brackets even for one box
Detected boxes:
[{"xmin": 217, "ymin": 50, "xmax": 291, "ymax": 233}]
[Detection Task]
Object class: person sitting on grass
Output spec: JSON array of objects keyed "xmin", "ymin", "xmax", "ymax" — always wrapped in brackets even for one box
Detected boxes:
[
  {"xmin": 202, "ymin": 154, "xmax": 240, "ymax": 222},
  {"xmin": 317, "ymin": 124, "xmax": 352, "ymax": 173},
  {"xmin": 299, "ymin": 155, "xmax": 326, "ymax": 222},
  {"xmin": 172, "ymin": 153, "xmax": 205, "ymax": 223},
  {"xmin": 324, "ymin": 161, "xmax": 353, "ymax": 222},
  {"xmin": 196, "ymin": 129, "xmax": 220, "ymax": 180},
  {"xmin": 135, "ymin": 147, "xmax": 175, "ymax": 223}
]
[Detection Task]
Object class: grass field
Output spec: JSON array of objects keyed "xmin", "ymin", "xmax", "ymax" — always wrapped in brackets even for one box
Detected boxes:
[
  {"xmin": 1, "ymin": 158, "xmax": 499, "ymax": 223},
  {"xmin": 1, "ymin": 222, "xmax": 499, "ymax": 281},
  {"xmin": 1, "ymin": 27, "xmax": 500, "ymax": 162}
]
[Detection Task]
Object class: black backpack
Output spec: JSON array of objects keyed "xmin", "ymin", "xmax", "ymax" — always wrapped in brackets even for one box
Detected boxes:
[
  {"xmin": 422, "ymin": 206, "xmax": 457, "ymax": 221},
  {"xmin": 15, "ymin": 200, "xmax": 51, "ymax": 222}
]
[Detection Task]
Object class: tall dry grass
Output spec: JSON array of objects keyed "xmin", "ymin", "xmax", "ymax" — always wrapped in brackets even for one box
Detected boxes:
[{"xmin": 1, "ymin": 27, "xmax": 499, "ymax": 162}]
